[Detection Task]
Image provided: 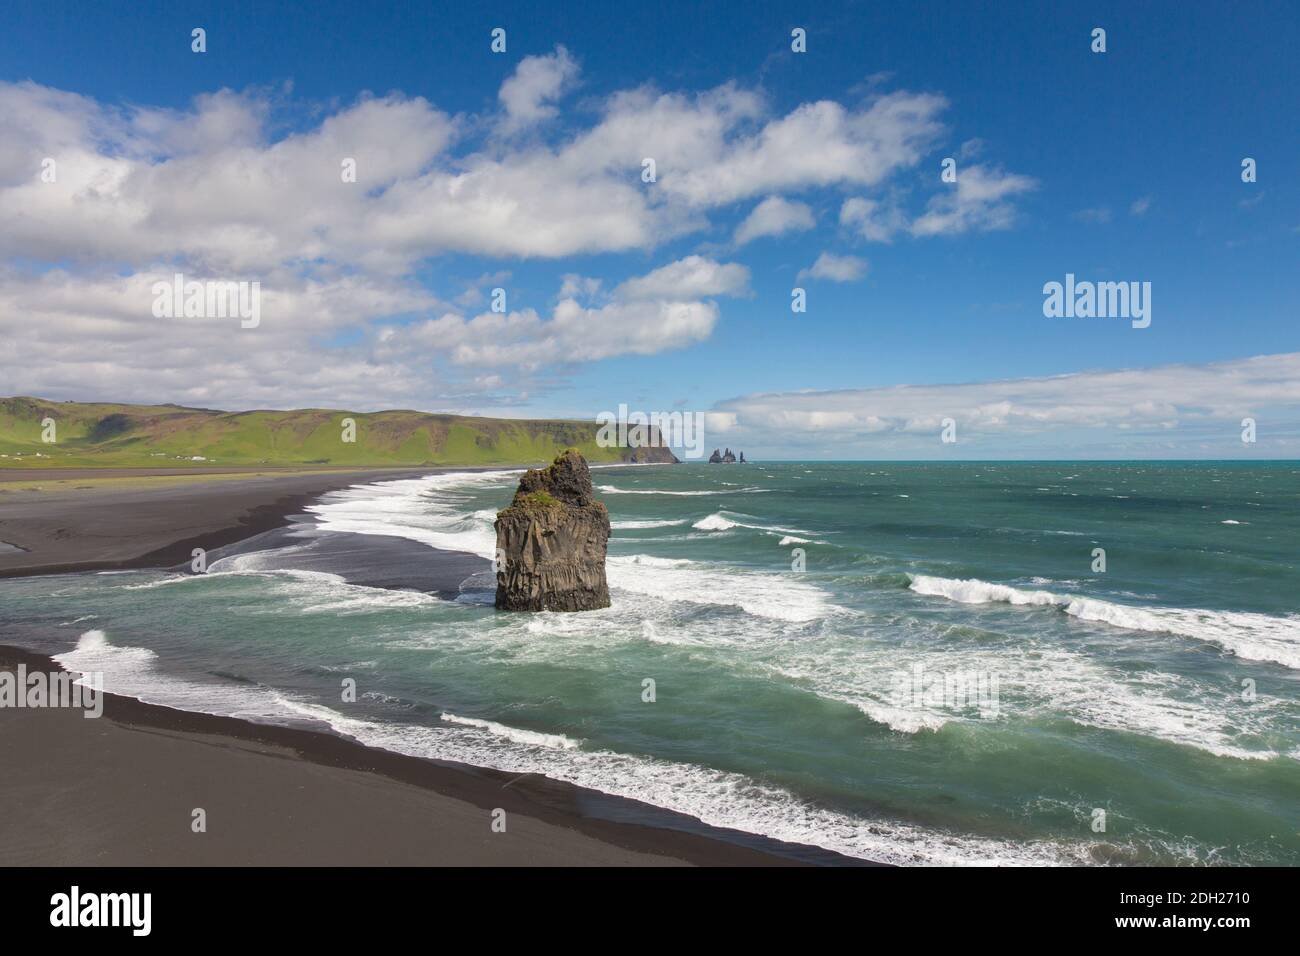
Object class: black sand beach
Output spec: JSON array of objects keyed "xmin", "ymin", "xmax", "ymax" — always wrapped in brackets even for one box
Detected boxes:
[
  {"xmin": 0, "ymin": 645, "xmax": 813, "ymax": 866},
  {"xmin": 0, "ymin": 468, "xmax": 858, "ymax": 866},
  {"xmin": 0, "ymin": 467, "xmax": 437, "ymax": 577}
]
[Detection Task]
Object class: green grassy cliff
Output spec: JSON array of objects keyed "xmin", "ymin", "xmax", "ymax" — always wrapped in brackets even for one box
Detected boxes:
[{"xmin": 0, "ymin": 397, "xmax": 676, "ymax": 469}]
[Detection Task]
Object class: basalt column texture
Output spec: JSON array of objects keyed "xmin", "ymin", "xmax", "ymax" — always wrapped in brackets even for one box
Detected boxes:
[{"xmin": 494, "ymin": 450, "xmax": 611, "ymax": 612}]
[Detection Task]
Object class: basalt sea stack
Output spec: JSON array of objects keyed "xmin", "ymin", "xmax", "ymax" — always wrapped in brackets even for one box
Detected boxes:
[{"xmin": 494, "ymin": 449, "xmax": 611, "ymax": 612}]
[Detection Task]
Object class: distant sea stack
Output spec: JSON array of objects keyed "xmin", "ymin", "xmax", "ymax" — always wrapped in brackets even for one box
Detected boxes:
[
  {"xmin": 707, "ymin": 448, "xmax": 744, "ymax": 464},
  {"xmin": 494, "ymin": 449, "xmax": 611, "ymax": 612}
]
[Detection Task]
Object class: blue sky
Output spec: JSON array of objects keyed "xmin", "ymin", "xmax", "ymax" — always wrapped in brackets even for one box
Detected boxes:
[{"xmin": 1, "ymin": 0, "xmax": 1297, "ymax": 457}]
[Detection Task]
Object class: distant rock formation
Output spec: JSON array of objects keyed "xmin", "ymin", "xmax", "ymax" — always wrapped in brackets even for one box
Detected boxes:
[
  {"xmin": 622, "ymin": 424, "xmax": 680, "ymax": 463},
  {"xmin": 739, "ymin": 451, "xmax": 746, "ymax": 463},
  {"xmin": 707, "ymin": 448, "xmax": 742, "ymax": 464},
  {"xmin": 494, "ymin": 450, "xmax": 611, "ymax": 612},
  {"xmin": 625, "ymin": 444, "xmax": 680, "ymax": 464}
]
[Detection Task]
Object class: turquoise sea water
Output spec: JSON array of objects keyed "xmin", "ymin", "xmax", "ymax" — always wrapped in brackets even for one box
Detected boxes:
[{"xmin": 2, "ymin": 461, "xmax": 1298, "ymax": 865}]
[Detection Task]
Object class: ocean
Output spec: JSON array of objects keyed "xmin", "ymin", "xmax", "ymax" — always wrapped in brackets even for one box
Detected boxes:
[{"xmin": 3, "ymin": 461, "xmax": 1298, "ymax": 865}]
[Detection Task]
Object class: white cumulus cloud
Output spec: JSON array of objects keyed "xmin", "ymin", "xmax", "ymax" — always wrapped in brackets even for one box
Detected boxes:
[
  {"xmin": 0, "ymin": 56, "xmax": 1037, "ymax": 410},
  {"xmin": 798, "ymin": 252, "xmax": 867, "ymax": 282},
  {"xmin": 709, "ymin": 352, "xmax": 1300, "ymax": 457},
  {"xmin": 613, "ymin": 255, "xmax": 750, "ymax": 300},
  {"xmin": 734, "ymin": 195, "xmax": 816, "ymax": 245},
  {"xmin": 497, "ymin": 46, "xmax": 581, "ymax": 134}
]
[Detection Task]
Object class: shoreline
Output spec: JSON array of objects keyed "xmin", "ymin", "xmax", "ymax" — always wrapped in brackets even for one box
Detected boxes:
[
  {"xmin": 0, "ymin": 464, "xmax": 871, "ymax": 866},
  {"xmin": 0, "ymin": 466, "xmax": 457, "ymax": 578},
  {"xmin": 0, "ymin": 644, "xmax": 850, "ymax": 866}
]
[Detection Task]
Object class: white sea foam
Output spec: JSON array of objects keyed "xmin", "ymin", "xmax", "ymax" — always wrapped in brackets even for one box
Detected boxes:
[
  {"xmin": 609, "ymin": 554, "xmax": 829, "ymax": 623},
  {"xmin": 53, "ymin": 630, "xmax": 301, "ymax": 722},
  {"xmin": 45, "ymin": 628, "xmax": 1097, "ymax": 865},
  {"xmin": 638, "ymin": 620, "xmax": 690, "ymax": 646},
  {"xmin": 1065, "ymin": 598, "xmax": 1300, "ymax": 670},
  {"xmin": 284, "ymin": 581, "xmax": 442, "ymax": 614},
  {"xmin": 693, "ymin": 513, "xmax": 737, "ymax": 530},
  {"xmin": 37, "ymin": 466, "xmax": 1294, "ymax": 865},
  {"xmin": 775, "ymin": 627, "xmax": 1287, "ymax": 760},
  {"xmin": 908, "ymin": 575, "xmax": 1300, "ymax": 670},
  {"xmin": 431, "ymin": 581, "xmax": 1291, "ymax": 762},
  {"xmin": 909, "ymin": 575, "xmax": 1059, "ymax": 607},
  {"xmin": 616, "ymin": 554, "xmax": 695, "ymax": 568},
  {"xmin": 692, "ymin": 511, "xmax": 818, "ymax": 536},
  {"xmin": 440, "ymin": 713, "xmax": 582, "ymax": 750},
  {"xmin": 276, "ymin": 700, "xmax": 1087, "ymax": 866},
  {"xmin": 308, "ymin": 471, "xmax": 830, "ymax": 624},
  {"xmin": 611, "ymin": 519, "xmax": 688, "ymax": 529},
  {"xmin": 308, "ymin": 470, "xmax": 518, "ymax": 559},
  {"xmin": 1052, "ymin": 663, "xmax": 1286, "ymax": 761},
  {"xmin": 55, "ymin": 629, "xmax": 152, "ymax": 673},
  {"xmin": 118, "ymin": 573, "xmax": 198, "ymax": 590},
  {"xmin": 852, "ymin": 698, "xmax": 951, "ymax": 734},
  {"xmin": 598, "ymin": 485, "xmax": 769, "ymax": 496}
]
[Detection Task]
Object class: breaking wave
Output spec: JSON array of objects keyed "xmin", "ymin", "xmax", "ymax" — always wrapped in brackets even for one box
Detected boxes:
[{"xmin": 908, "ymin": 575, "xmax": 1300, "ymax": 669}]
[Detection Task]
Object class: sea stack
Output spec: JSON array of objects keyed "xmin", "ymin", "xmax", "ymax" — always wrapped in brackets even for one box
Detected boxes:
[{"xmin": 494, "ymin": 449, "xmax": 611, "ymax": 612}]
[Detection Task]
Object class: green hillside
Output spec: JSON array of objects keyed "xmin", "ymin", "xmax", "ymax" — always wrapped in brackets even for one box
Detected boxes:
[{"xmin": 0, "ymin": 397, "xmax": 674, "ymax": 469}]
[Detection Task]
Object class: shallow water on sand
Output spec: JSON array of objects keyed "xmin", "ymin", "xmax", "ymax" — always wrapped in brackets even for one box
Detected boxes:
[{"xmin": 3, "ymin": 461, "xmax": 1298, "ymax": 865}]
